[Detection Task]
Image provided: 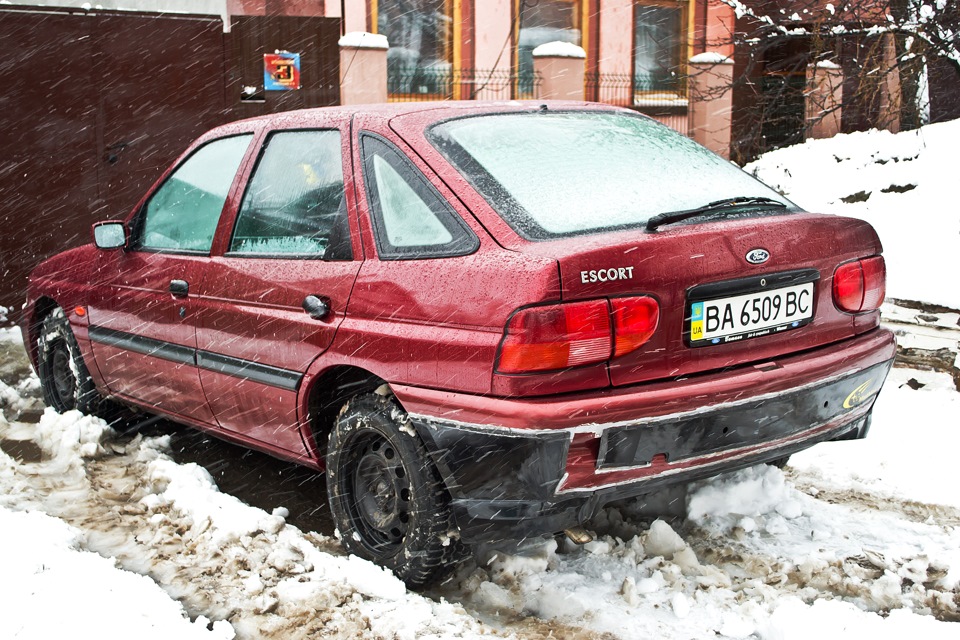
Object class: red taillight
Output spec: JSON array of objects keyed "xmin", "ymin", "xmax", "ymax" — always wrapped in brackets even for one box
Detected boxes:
[
  {"xmin": 496, "ymin": 296, "xmax": 660, "ymax": 373},
  {"xmin": 833, "ymin": 256, "xmax": 885, "ymax": 313},
  {"xmin": 612, "ymin": 296, "xmax": 660, "ymax": 357},
  {"xmin": 833, "ymin": 262, "xmax": 863, "ymax": 311},
  {"xmin": 497, "ymin": 300, "xmax": 611, "ymax": 373}
]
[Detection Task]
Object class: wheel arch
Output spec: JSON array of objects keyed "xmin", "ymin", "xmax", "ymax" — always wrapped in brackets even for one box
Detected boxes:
[
  {"xmin": 302, "ymin": 364, "xmax": 390, "ymax": 463},
  {"xmin": 26, "ymin": 296, "xmax": 60, "ymax": 369}
]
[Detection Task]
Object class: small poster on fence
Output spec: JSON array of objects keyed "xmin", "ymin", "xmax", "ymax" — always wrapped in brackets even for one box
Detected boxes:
[{"xmin": 264, "ymin": 52, "xmax": 301, "ymax": 91}]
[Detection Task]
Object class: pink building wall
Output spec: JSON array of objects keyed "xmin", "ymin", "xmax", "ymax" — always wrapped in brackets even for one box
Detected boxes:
[
  {"xmin": 330, "ymin": 0, "xmax": 367, "ymax": 34},
  {"xmin": 474, "ymin": 0, "xmax": 512, "ymax": 71},
  {"xmin": 703, "ymin": 0, "xmax": 735, "ymax": 58},
  {"xmin": 598, "ymin": 0, "xmax": 633, "ymax": 76}
]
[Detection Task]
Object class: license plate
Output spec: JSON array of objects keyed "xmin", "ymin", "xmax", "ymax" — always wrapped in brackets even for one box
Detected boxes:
[{"xmin": 689, "ymin": 282, "xmax": 814, "ymax": 345}]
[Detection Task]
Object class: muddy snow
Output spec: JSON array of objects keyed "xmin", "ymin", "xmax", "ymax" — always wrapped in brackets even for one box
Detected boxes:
[{"xmin": 1, "ymin": 321, "xmax": 959, "ymax": 639}]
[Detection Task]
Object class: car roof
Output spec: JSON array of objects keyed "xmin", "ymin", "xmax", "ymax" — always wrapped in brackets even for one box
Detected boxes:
[{"xmin": 205, "ymin": 100, "xmax": 628, "ymax": 138}]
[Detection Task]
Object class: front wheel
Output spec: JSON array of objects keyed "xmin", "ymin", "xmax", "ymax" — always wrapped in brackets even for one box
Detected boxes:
[
  {"xmin": 326, "ymin": 393, "xmax": 461, "ymax": 587},
  {"xmin": 37, "ymin": 308, "xmax": 102, "ymax": 414}
]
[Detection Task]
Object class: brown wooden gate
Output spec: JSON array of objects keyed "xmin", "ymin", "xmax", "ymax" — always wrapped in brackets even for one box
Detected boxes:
[{"xmin": 0, "ymin": 7, "xmax": 340, "ymax": 314}]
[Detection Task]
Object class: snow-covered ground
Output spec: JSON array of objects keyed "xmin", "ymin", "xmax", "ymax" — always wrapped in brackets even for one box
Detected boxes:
[
  {"xmin": 1, "ymin": 120, "xmax": 958, "ymax": 639},
  {"xmin": 744, "ymin": 119, "xmax": 960, "ymax": 309}
]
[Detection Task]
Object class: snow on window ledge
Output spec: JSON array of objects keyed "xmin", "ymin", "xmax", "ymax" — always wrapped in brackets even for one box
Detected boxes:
[
  {"xmin": 338, "ymin": 32, "xmax": 389, "ymax": 50},
  {"xmin": 689, "ymin": 52, "xmax": 732, "ymax": 65},
  {"xmin": 532, "ymin": 41, "xmax": 586, "ymax": 59}
]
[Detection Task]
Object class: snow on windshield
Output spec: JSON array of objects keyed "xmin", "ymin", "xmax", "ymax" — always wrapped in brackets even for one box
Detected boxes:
[{"xmin": 431, "ymin": 111, "xmax": 792, "ymax": 238}]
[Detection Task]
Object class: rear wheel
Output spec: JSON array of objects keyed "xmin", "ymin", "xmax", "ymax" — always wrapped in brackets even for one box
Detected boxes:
[
  {"xmin": 37, "ymin": 308, "xmax": 102, "ymax": 414},
  {"xmin": 326, "ymin": 393, "xmax": 462, "ymax": 587}
]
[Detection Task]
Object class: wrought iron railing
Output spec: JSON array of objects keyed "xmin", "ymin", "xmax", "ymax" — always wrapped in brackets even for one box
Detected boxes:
[
  {"xmin": 387, "ymin": 66, "xmax": 542, "ymax": 102},
  {"xmin": 585, "ymin": 72, "xmax": 690, "ymax": 136}
]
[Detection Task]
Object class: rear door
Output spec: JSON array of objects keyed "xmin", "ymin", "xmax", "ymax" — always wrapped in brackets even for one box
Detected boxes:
[
  {"xmin": 87, "ymin": 134, "xmax": 255, "ymax": 421},
  {"xmin": 195, "ymin": 118, "xmax": 363, "ymax": 454}
]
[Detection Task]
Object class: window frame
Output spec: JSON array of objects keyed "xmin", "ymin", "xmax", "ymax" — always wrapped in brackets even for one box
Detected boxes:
[
  {"xmin": 513, "ymin": 0, "xmax": 585, "ymax": 99},
  {"xmin": 224, "ymin": 128, "xmax": 353, "ymax": 261},
  {"xmin": 631, "ymin": 0, "xmax": 690, "ymax": 99},
  {"xmin": 359, "ymin": 132, "xmax": 479, "ymax": 260},
  {"xmin": 373, "ymin": 0, "xmax": 458, "ymax": 101},
  {"xmin": 130, "ymin": 133, "xmax": 254, "ymax": 256}
]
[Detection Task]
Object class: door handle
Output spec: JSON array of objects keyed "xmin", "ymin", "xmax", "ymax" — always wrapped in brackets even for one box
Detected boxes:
[
  {"xmin": 170, "ymin": 280, "xmax": 189, "ymax": 297},
  {"xmin": 302, "ymin": 295, "xmax": 330, "ymax": 320}
]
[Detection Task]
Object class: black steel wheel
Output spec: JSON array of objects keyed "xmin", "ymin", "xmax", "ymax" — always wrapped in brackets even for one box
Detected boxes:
[
  {"xmin": 326, "ymin": 393, "xmax": 462, "ymax": 587},
  {"xmin": 37, "ymin": 308, "xmax": 102, "ymax": 414}
]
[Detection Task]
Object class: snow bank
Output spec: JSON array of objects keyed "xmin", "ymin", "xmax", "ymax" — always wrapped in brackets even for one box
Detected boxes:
[
  {"xmin": 0, "ymin": 506, "xmax": 233, "ymax": 639},
  {"xmin": 687, "ymin": 464, "xmax": 804, "ymax": 532},
  {"xmin": 791, "ymin": 367, "xmax": 960, "ymax": 509},
  {"xmin": 137, "ymin": 452, "xmax": 488, "ymax": 638},
  {"xmin": 761, "ymin": 597, "xmax": 957, "ymax": 639},
  {"xmin": 1, "ymin": 319, "xmax": 959, "ymax": 638},
  {"xmin": 0, "ymin": 407, "xmax": 492, "ymax": 640},
  {"xmin": 746, "ymin": 119, "xmax": 960, "ymax": 308}
]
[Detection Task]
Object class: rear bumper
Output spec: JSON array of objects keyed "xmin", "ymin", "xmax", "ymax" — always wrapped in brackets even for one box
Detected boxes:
[{"xmin": 400, "ymin": 328, "xmax": 896, "ymax": 543}]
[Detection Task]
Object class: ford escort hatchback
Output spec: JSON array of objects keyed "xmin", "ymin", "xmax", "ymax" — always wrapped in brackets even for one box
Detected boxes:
[{"xmin": 21, "ymin": 102, "xmax": 895, "ymax": 586}]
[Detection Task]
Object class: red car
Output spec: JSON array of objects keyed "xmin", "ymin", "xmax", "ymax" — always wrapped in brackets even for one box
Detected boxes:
[{"xmin": 21, "ymin": 102, "xmax": 895, "ymax": 586}]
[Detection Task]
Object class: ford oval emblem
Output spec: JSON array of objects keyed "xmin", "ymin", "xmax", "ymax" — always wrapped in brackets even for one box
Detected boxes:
[{"xmin": 746, "ymin": 248, "xmax": 770, "ymax": 265}]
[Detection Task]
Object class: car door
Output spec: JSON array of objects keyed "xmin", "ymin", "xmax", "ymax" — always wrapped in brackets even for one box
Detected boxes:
[
  {"xmin": 86, "ymin": 133, "xmax": 255, "ymax": 422},
  {"xmin": 195, "ymin": 123, "xmax": 363, "ymax": 454}
]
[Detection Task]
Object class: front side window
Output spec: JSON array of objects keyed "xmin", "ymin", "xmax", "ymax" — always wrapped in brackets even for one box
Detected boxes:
[
  {"xmin": 634, "ymin": 1, "xmax": 686, "ymax": 93},
  {"xmin": 377, "ymin": 0, "xmax": 453, "ymax": 98},
  {"xmin": 517, "ymin": 0, "xmax": 582, "ymax": 97},
  {"xmin": 139, "ymin": 135, "xmax": 252, "ymax": 252},
  {"xmin": 230, "ymin": 130, "xmax": 349, "ymax": 258},
  {"xmin": 361, "ymin": 134, "xmax": 478, "ymax": 259},
  {"xmin": 430, "ymin": 111, "xmax": 796, "ymax": 240}
]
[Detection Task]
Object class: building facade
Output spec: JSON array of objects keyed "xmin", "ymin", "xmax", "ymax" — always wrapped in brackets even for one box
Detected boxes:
[{"xmin": 329, "ymin": 0, "xmax": 735, "ymax": 134}]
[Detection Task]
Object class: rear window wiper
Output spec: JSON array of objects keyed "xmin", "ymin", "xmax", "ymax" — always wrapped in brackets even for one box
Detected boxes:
[{"xmin": 645, "ymin": 196, "xmax": 788, "ymax": 232}]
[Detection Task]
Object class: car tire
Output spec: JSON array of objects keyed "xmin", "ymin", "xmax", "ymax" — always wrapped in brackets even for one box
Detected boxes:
[
  {"xmin": 326, "ymin": 392, "xmax": 462, "ymax": 587},
  {"xmin": 37, "ymin": 308, "xmax": 102, "ymax": 414}
]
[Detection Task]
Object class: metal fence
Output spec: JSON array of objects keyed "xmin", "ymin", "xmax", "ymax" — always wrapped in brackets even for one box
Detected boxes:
[
  {"xmin": 387, "ymin": 66, "xmax": 542, "ymax": 102},
  {"xmin": 384, "ymin": 67, "xmax": 691, "ymax": 137},
  {"xmin": 585, "ymin": 72, "xmax": 690, "ymax": 136}
]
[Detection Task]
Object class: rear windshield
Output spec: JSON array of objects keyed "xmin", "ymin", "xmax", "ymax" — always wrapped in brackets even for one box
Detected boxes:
[{"xmin": 429, "ymin": 111, "xmax": 797, "ymax": 240}]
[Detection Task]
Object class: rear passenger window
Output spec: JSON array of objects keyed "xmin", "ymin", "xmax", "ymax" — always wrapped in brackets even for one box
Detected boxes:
[
  {"xmin": 230, "ymin": 130, "xmax": 352, "ymax": 259},
  {"xmin": 139, "ymin": 135, "xmax": 252, "ymax": 253},
  {"xmin": 361, "ymin": 134, "xmax": 478, "ymax": 259}
]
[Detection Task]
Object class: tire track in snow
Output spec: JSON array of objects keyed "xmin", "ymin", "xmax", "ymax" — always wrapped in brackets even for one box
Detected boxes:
[
  {"xmin": 0, "ymin": 412, "xmax": 502, "ymax": 639},
  {"xmin": 787, "ymin": 472, "xmax": 960, "ymax": 529}
]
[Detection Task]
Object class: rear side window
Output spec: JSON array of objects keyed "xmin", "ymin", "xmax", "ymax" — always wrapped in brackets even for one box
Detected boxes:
[
  {"xmin": 230, "ymin": 130, "xmax": 352, "ymax": 260},
  {"xmin": 139, "ymin": 135, "xmax": 252, "ymax": 252},
  {"xmin": 360, "ymin": 134, "xmax": 478, "ymax": 260}
]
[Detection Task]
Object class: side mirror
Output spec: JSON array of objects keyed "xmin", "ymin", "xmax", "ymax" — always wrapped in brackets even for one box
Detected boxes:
[{"xmin": 93, "ymin": 221, "xmax": 127, "ymax": 250}]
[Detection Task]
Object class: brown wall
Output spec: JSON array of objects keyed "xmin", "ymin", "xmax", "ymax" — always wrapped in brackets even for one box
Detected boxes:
[
  {"xmin": 228, "ymin": 15, "xmax": 340, "ymax": 117},
  {"xmin": 0, "ymin": 7, "xmax": 339, "ymax": 313}
]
